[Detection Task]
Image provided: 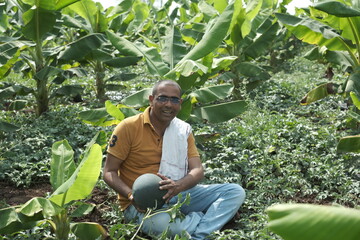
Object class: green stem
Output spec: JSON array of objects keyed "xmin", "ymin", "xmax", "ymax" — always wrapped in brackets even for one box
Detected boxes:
[
  {"xmin": 131, "ymin": 209, "xmax": 152, "ymax": 240},
  {"xmin": 52, "ymin": 211, "xmax": 70, "ymax": 240},
  {"xmin": 337, "ymin": 36, "xmax": 359, "ymax": 69}
]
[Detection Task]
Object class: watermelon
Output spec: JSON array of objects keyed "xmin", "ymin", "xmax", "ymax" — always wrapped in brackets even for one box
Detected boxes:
[{"xmin": 132, "ymin": 173, "xmax": 167, "ymax": 210}]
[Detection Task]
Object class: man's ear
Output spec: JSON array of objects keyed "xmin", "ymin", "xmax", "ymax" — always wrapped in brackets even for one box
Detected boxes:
[{"xmin": 149, "ymin": 95, "xmax": 154, "ymax": 106}]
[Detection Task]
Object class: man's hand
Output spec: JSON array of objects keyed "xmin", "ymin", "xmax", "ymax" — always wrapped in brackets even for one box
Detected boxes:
[
  {"xmin": 104, "ymin": 154, "xmax": 147, "ymax": 212},
  {"xmin": 157, "ymin": 173, "xmax": 182, "ymax": 202},
  {"xmin": 128, "ymin": 193, "xmax": 146, "ymax": 213},
  {"xmin": 157, "ymin": 157, "xmax": 204, "ymax": 203}
]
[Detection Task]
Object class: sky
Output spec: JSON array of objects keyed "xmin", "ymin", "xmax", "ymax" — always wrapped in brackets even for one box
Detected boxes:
[
  {"xmin": 95, "ymin": 0, "xmax": 313, "ymax": 13},
  {"xmin": 286, "ymin": 0, "xmax": 312, "ymax": 14}
]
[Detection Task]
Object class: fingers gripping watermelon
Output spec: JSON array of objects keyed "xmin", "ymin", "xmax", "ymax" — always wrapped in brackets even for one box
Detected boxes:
[{"xmin": 132, "ymin": 173, "xmax": 167, "ymax": 210}]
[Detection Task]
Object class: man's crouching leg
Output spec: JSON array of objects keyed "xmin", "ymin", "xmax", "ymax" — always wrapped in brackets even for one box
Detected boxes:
[
  {"xmin": 180, "ymin": 183, "xmax": 246, "ymax": 240},
  {"xmin": 124, "ymin": 205, "xmax": 203, "ymax": 238}
]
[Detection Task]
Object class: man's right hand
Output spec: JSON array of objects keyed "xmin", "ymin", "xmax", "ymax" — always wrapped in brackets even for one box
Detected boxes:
[{"xmin": 128, "ymin": 193, "xmax": 146, "ymax": 213}]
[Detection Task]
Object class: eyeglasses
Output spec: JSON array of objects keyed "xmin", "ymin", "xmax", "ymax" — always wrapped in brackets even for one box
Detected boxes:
[{"xmin": 156, "ymin": 95, "xmax": 181, "ymax": 104}]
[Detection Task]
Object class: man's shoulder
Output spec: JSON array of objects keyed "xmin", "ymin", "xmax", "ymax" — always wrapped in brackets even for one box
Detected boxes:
[{"xmin": 121, "ymin": 112, "xmax": 144, "ymax": 126}]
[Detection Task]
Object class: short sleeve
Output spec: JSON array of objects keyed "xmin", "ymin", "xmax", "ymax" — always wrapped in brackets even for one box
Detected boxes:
[
  {"xmin": 187, "ymin": 133, "xmax": 200, "ymax": 159},
  {"xmin": 107, "ymin": 121, "xmax": 131, "ymax": 161}
]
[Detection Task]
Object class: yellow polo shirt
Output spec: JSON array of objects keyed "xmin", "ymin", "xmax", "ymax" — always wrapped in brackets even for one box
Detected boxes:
[{"xmin": 107, "ymin": 107, "xmax": 200, "ymax": 210}]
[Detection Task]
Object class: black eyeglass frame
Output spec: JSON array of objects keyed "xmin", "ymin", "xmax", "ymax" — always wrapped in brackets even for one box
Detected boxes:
[{"xmin": 156, "ymin": 95, "xmax": 181, "ymax": 104}]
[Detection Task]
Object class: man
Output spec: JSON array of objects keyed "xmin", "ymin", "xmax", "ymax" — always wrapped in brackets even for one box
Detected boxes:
[{"xmin": 103, "ymin": 80, "xmax": 245, "ymax": 239}]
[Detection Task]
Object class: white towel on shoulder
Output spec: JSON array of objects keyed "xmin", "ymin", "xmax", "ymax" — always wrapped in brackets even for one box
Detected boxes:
[{"xmin": 159, "ymin": 117, "xmax": 191, "ymax": 181}]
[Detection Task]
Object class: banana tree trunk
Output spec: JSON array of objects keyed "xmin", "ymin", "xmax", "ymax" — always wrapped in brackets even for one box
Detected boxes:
[
  {"xmin": 230, "ymin": 63, "xmax": 243, "ymax": 100},
  {"xmin": 34, "ymin": 39, "xmax": 49, "ymax": 116},
  {"xmin": 52, "ymin": 211, "xmax": 71, "ymax": 240},
  {"xmin": 36, "ymin": 77, "xmax": 49, "ymax": 116},
  {"xmin": 95, "ymin": 62, "xmax": 107, "ymax": 102}
]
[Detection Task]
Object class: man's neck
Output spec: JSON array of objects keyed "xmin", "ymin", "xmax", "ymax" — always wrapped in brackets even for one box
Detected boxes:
[{"xmin": 149, "ymin": 112, "xmax": 171, "ymax": 137}]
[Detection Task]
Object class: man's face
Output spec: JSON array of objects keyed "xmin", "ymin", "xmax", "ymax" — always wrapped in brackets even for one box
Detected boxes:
[{"xmin": 149, "ymin": 83, "xmax": 182, "ymax": 125}]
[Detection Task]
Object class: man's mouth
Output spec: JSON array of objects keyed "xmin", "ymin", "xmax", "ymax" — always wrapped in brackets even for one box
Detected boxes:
[{"xmin": 162, "ymin": 110, "xmax": 172, "ymax": 114}]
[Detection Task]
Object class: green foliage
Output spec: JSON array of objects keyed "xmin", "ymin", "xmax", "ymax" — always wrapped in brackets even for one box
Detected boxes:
[
  {"xmin": 0, "ymin": 136, "xmax": 106, "ymax": 240},
  {"xmin": 0, "ymin": 104, "xmax": 104, "ymax": 186},
  {"xmin": 276, "ymin": 0, "xmax": 360, "ymax": 100},
  {"xmin": 276, "ymin": 0, "xmax": 360, "ymax": 153},
  {"xmin": 196, "ymin": 57, "xmax": 359, "ymax": 239},
  {"xmin": 50, "ymin": 140, "xmax": 76, "ymax": 190},
  {"xmin": 0, "ymin": 0, "xmax": 83, "ymax": 116}
]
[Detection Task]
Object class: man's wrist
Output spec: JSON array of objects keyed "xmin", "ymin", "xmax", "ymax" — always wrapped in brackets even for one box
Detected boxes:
[{"xmin": 127, "ymin": 191, "xmax": 133, "ymax": 200}]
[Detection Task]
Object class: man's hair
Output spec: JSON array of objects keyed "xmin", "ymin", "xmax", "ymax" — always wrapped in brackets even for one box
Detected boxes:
[{"xmin": 152, "ymin": 80, "xmax": 182, "ymax": 96}]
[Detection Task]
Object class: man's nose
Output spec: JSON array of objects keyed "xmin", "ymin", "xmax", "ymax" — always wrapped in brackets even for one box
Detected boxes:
[{"xmin": 164, "ymin": 99, "xmax": 173, "ymax": 106}]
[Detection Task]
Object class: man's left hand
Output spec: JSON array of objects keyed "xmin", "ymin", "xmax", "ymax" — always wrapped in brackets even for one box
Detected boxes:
[{"xmin": 157, "ymin": 173, "xmax": 182, "ymax": 202}]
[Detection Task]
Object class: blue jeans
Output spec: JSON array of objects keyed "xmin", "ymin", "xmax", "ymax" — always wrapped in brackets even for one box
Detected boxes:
[{"xmin": 124, "ymin": 183, "xmax": 246, "ymax": 239}]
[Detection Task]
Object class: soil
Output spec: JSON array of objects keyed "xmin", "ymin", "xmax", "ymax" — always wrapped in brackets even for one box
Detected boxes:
[
  {"xmin": 0, "ymin": 182, "xmax": 117, "ymax": 227},
  {"xmin": 0, "ymin": 182, "xmax": 53, "ymax": 206}
]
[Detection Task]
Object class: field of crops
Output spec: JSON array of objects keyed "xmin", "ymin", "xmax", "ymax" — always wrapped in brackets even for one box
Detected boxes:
[
  {"xmin": 2, "ymin": 0, "xmax": 360, "ymax": 239},
  {"xmin": 1, "ymin": 55, "xmax": 359, "ymax": 239}
]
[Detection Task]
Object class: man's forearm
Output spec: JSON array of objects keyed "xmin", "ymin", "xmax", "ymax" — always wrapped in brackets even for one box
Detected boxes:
[
  {"xmin": 177, "ymin": 167, "xmax": 204, "ymax": 192},
  {"xmin": 103, "ymin": 171, "xmax": 132, "ymax": 198}
]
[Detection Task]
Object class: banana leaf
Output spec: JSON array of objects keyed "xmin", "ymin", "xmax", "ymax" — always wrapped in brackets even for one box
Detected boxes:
[
  {"xmin": 0, "ymin": 198, "xmax": 62, "ymax": 235},
  {"xmin": 161, "ymin": 26, "xmax": 187, "ymax": 69},
  {"xmin": 106, "ymin": 31, "xmax": 170, "ymax": 76},
  {"xmin": 0, "ymin": 120, "xmax": 20, "ymax": 132},
  {"xmin": 267, "ymin": 203, "xmax": 360, "ymax": 240},
  {"xmin": 56, "ymin": 0, "xmax": 81, "ymax": 10},
  {"xmin": 121, "ymin": 88, "xmax": 152, "ymax": 107},
  {"xmin": 275, "ymin": 13, "xmax": 351, "ymax": 52},
  {"xmin": 300, "ymin": 83, "xmax": 338, "ymax": 105},
  {"xmin": 71, "ymin": 222, "xmax": 107, "ymax": 240},
  {"xmin": 192, "ymin": 100, "xmax": 248, "ymax": 123},
  {"xmin": 22, "ymin": 3, "xmax": 57, "ymax": 41},
  {"xmin": 105, "ymin": 100, "xmax": 125, "ymax": 121},
  {"xmin": 59, "ymin": 34, "xmax": 106, "ymax": 61},
  {"xmin": 337, "ymin": 135, "xmax": 360, "ymax": 153},
  {"xmin": 179, "ymin": 0, "xmax": 234, "ymax": 63},
  {"xmin": 190, "ymin": 84, "xmax": 233, "ymax": 103},
  {"xmin": 49, "ymin": 143, "xmax": 102, "ymax": 206},
  {"xmin": 350, "ymin": 91, "xmax": 360, "ymax": 109},
  {"xmin": 67, "ymin": 0, "xmax": 108, "ymax": 32},
  {"xmin": 50, "ymin": 140, "xmax": 76, "ymax": 190}
]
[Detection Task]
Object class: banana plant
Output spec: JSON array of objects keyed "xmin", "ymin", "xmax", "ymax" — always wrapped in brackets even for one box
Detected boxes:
[
  {"xmin": 221, "ymin": 0, "xmax": 281, "ymax": 98},
  {"xmin": 0, "ymin": 0, "xmax": 88, "ymax": 116},
  {"xmin": 0, "ymin": 132, "xmax": 107, "ymax": 240},
  {"xmin": 59, "ymin": 0, "xmax": 141, "ymax": 102},
  {"xmin": 275, "ymin": 0, "xmax": 360, "ymax": 153},
  {"xmin": 275, "ymin": 0, "xmax": 360, "ymax": 102}
]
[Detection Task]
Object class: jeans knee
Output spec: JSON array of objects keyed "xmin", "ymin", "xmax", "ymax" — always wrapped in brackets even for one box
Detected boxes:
[
  {"xmin": 143, "ymin": 211, "xmax": 199, "ymax": 237},
  {"xmin": 141, "ymin": 212, "xmax": 170, "ymax": 235},
  {"xmin": 228, "ymin": 183, "xmax": 246, "ymax": 204}
]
